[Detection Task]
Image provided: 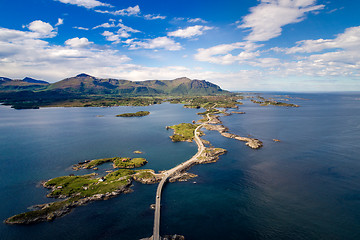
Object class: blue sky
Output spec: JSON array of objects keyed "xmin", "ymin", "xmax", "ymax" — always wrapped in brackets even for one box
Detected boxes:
[{"xmin": 0, "ymin": 0, "xmax": 359, "ymax": 91}]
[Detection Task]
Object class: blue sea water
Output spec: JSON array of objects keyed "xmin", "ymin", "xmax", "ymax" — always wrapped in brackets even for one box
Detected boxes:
[{"xmin": 0, "ymin": 93, "xmax": 360, "ymax": 239}]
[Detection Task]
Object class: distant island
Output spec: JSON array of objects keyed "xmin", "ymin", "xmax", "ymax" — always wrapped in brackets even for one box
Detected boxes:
[{"xmin": 116, "ymin": 111, "xmax": 150, "ymax": 117}]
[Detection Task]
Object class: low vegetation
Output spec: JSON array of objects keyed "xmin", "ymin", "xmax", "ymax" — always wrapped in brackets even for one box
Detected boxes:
[
  {"xmin": 251, "ymin": 96, "xmax": 299, "ymax": 107},
  {"xmin": 73, "ymin": 157, "xmax": 147, "ymax": 170},
  {"xmin": 168, "ymin": 123, "xmax": 199, "ymax": 142},
  {"xmin": 116, "ymin": 111, "xmax": 150, "ymax": 117},
  {"xmin": 171, "ymin": 95, "xmax": 242, "ymax": 109},
  {"xmin": 113, "ymin": 157, "xmax": 147, "ymax": 168}
]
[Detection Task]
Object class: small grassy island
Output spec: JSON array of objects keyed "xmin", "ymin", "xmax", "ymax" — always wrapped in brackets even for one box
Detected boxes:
[
  {"xmin": 168, "ymin": 123, "xmax": 200, "ymax": 142},
  {"xmin": 5, "ymin": 156, "xmax": 158, "ymax": 225},
  {"xmin": 116, "ymin": 111, "xmax": 150, "ymax": 117},
  {"xmin": 73, "ymin": 157, "xmax": 147, "ymax": 170},
  {"xmin": 251, "ymin": 96, "xmax": 299, "ymax": 107}
]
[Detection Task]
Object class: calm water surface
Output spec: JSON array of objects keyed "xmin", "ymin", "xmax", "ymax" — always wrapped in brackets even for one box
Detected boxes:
[{"xmin": 1, "ymin": 93, "xmax": 360, "ymax": 239}]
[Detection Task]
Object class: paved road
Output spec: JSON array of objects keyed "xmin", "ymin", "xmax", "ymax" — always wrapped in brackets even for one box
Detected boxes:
[{"xmin": 152, "ymin": 115, "xmax": 209, "ymax": 240}]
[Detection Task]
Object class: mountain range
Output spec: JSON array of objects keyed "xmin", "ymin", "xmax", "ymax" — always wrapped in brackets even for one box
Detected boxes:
[{"xmin": 0, "ymin": 74, "xmax": 226, "ymax": 96}]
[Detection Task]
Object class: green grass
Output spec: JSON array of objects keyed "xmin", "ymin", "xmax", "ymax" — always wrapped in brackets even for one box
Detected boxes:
[
  {"xmin": 112, "ymin": 157, "xmax": 147, "ymax": 168},
  {"xmin": 135, "ymin": 170, "xmax": 154, "ymax": 179},
  {"xmin": 6, "ymin": 197, "xmax": 79, "ymax": 223},
  {"xmin": 45, "ymin": 169, "xmax": 136, "ymax": 198},
  {"xmin": 74, "ymin": 157, "xmax": 147, "ymax": 170},
  {"xmin": 116, "ymin": 111, "xmax": 150, "ymax": 117},
  {"xmin": 85, "ymin": 158, "xmax": 113, "ymax": 168},
  {"xmin": 251, "ymin": 99, "xmax": 299, "ymax": 107},
  {"xmin": 169, "ymin": 123, "xmax": 199, "ymax": 142}
]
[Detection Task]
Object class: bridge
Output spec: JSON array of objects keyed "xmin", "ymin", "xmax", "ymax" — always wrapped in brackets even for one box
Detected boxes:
[{"xmin": 151, "ymin": 115, "xmax": 209, "ymax": 240}]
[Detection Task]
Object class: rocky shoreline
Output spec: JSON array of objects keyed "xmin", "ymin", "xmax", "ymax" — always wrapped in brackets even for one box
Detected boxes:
[
  {"xmin": 202, "ymin": 115, "xmax": 263, "ymax": 149},
  {"xmin": 5, "ymin": 181, "xmax": 133, "ymax": 225}
]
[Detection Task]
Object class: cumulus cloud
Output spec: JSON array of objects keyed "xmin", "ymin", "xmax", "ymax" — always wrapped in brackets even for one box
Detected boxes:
[
  {"xmin": 65, "ymin": 37, "xmax": 93, "ymax": 48},
  {"xmin": 27, "ymin": 20, "xmax": 57, "ymax": 38},
  {"xmin": 95, "ymin": 5, "xmax": 140, "ymax": 16},
  {"xmin": 144, "ymin": 14, "xmax": 166, "ymax": 20},
  {"xmin": 55, "ymin": 0, "xmax": 112, "ymax": 9},
  {"xmin": 238, "ymin": 0, "xmax": 325, "ymax": 42},
  {"xmin": 125, "ymin": 37, "xmax": 182, "ymax": 51},
  {"xmin": 55, "ymin": 18, "xmax": 64, "ymax": 27},
  {"xmin": 194, "ymin": 42, "xmax": 262, "ymax": 64},
  {"xmin": 167, "ymin": 25, "xmax": 213, "ymax": 38},
  {"xmin": 102, "ymin": 30, "xmax": 131, "ymax": 43}
]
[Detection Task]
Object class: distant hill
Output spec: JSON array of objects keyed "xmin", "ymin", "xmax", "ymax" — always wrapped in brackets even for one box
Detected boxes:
[
  {"xmin": 22, "ymin": 77, "xmax": 49, "ymax": 85},
  {"xmin": 47, "ymin": 74, "xmax": 226, "ymax": 96},
  {"xmin": 0, "ymin": 74, "xmax": 230, "ymax": 109},
  {"xmin": 0, "ymin": 77, "xmax": 49, "ymax": 91}
]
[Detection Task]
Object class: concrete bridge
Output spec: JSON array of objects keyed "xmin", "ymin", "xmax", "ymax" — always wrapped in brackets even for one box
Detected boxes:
[{"xmin": 151, "ymin": 115, "xmax": 209, "ymax": 240}]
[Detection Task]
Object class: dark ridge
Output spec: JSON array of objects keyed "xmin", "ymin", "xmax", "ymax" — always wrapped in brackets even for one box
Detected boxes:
[{"xmin": 22, "ymin": 77, "xmax": 49, "ymax": 85}]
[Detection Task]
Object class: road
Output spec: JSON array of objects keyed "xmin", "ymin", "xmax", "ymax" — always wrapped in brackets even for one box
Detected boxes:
[{"xmin": 152, "ymin": 114, "xmax": 209, "ymax": 240}]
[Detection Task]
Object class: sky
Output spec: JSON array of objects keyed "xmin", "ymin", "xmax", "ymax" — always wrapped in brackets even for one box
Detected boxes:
[{"xmin": 0, "ymin": 0, "xmax": 359, "ymax": 91}]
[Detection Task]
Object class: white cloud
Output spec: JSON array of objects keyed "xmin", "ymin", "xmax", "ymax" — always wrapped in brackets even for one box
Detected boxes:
[
  {"xmin": 144, "ymin": 14, "xmax": 166, "ymax": 20},
  {"xmin": 55, "ymin": 0, "xmax": 112, "ymax": 9},
  {"xmin": 95, "ymin": 5, "xmax": 140, "ymax": 16},
  {"xmin": 1, "ymin": 23, "xmax": 358, "ymax": 91},
  {"xmin": 0, "ymin": 25, "xmax": 131, "ymax": 81},
  {"xmin": 27, "ymin": 20, "xmax": 57, "ymax": 38},
  {"xmin": 94, "ymin": 20, "xmax": 140, "ymax": 32},
  {"xmin": 167, "ymin": 25, "xmax": 213, "ymax": 39},
  {"xmin": 102, "ymin": 30, "xmax": 130, "ymax": 43},
  {"xmin": 98, "ymin": 20, "xmax": 140, "ymax": 42},
  {"xmin": 286, "ymin": 26, "xmax": 360, "ymax": 53},
  {"xmin": 188, "ymin": 18, "xmax": 207, "ymax": 23},
  {"xmin": 270, "ymin": 26, "xmax": 360, "ymax": 78},
  {"xmin": 194, "ymin": 42, "xmax": 262, "ymax": 64},
  {"xmin": 65, "ymin": 37, "xmax": 93, "ymax": 48},
  {"xmin": 93, "ymin": 22, "xmax": 115, "ymax": 29},
  {"xmin": 73, "ymin": 26, "xmax": 89, "ymax": 30},
  {"xmin": 126, "ymin": 37, "xmax": 182, "ymax": 51},
  {"xmin": 238, "ymin": 0, "xmax": 325, "ymax": 42},
  {"xmin": 55, "ymin": 18, "xmax": 64, "ymax": 27}
]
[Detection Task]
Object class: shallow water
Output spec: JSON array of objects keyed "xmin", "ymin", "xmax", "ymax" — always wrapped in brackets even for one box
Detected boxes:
[{"xmin": 1, "ymin": 93, "xmax": 360, "ymax": 239}]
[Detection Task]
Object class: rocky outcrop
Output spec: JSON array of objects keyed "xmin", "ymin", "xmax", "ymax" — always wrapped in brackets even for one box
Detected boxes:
[
  {"xmin": 168, "ymin": 172, "xmax": 198, "ymax": 183},
  {"xmin": 203, "ymin": 124, "xmax": 263, "ymax": 149},
  {"xmin": 207, "ymin": 115, "xmax": 222, "ymax": 124},
  {"xmin": 4, "ymin": 182, "xmax": 132, "ymax": 225},
  {"xmin": 162, "ymin": 235, "xmax": 186, "ymax": 240},
  {"xmin": 196, "ymin": 147, "xmax": 228, "ymax": 164},
  {"xmin": 220, "ymin": 132, "xmax": 263, "ymax": 149},
  {"xmin": 132, "ymin": 171, "xmax": 162, "ymax": 184},
  {"xmin": 203, "ymin": 124, "xmax": 228, "ymax": 133}
]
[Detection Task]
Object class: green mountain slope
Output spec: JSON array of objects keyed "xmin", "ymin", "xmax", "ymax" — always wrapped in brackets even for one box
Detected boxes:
[
  {"xmin": 47, "ymin": 74, "xmax": 226, "ymax": 96},
  {"xmin": 0, "ymin": 77, "xmax": 49, "ymax": 91}
]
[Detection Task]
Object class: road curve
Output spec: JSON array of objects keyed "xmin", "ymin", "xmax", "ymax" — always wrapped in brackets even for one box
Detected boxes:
[{"xmin": 152, "ymin": 114, "xmax": 209, "ymax": 240}]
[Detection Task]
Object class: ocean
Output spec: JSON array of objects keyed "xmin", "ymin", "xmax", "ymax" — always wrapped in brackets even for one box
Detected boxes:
[{"xmin": 0, "ymin": 93, "xmax": 360, "ymax": 239}]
